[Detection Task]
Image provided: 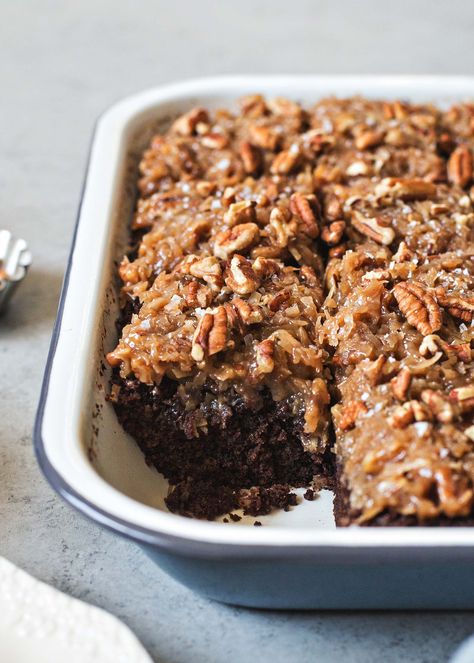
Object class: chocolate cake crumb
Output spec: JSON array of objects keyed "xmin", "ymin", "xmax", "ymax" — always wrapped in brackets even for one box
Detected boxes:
[
  {"xmin": 229, "ymin": 513, "xmax": 242, "ymax": 522},
  {"xmin": 304, "ymin": 488, "xmax": 315, "ymax": 501},
  {"xmin": 254, "ymin": 521, "xmax": 262, "ymax": 527}
]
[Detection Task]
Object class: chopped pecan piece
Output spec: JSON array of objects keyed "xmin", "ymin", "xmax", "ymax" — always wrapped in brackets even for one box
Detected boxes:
[
  {"xmin": 300, "ymin": 264, "xmax": 319, "ymax": 287},
  {"xmin": 328, "ymin": 244, "xmax": 347, "ymax": 258},
  {"xmin": 393, "ymin": 281, "xmax": 442, "ymax": 336},
  {"xmin": 249, "ymin": 124, "xmax": 279, "ymax": 151},
  {"xmin": 391, "ymin": 366, "xmax": 412, "ymax": 401},
  {"xmin": 201, "ymin": 132, "xmax": 229, "ymax": 149},
  {"xmin": 255, "ymin": 339, "xmax": 275, "ymax": 374},
  {"xmin": 225, "ymin": 254, "xmax": 260, "ymax": 295},
  {"xmin": 450, "ymin": 386, "xmax": 474, "ymax": 413},
  {"xmin": 290, "ymin": 192, "xmax": 320, "ymax": 238},
  {"xmin": 435, "ymin": 287, "xmax": 474, "ymax": 323},
  {"xmin": 339, "ymin": 401, "xmax": 368, "ymax": 431},
  {"xmin": 268, "ymin": 289, "xmax": 290, "ymax": 312},
  {"xmin": 270, "ymin": 145, "xmax": 300, "ymax": 174},
  {"xmin": 223, "ymin": 200, "xmax": 256, "ymax": 225},
  {"xmin": 214, "ymin": 223, "xmax": 260, "ymax": 259},
  {"xmin": 419, "ymin": 334, "xmax": 441, "ymax": 356},
  {"xmin": 321, "ymin": 220, "xmax": 345, "ymax": 246},
  {"xmin": 252, "ymin": 256, "xmax": 281, "ymax": 279},
  {"xmin": 239, "ymin": 94, "xmax": 267, "ymax": 117},
  {"xmin": 355, "ymin": 129, "xmax": 384, "ymax": 151},
  {"xmin": 392, "ymin": 241, "xmax": 414, "ymax": 263},
  {"xmin": 388, "ymin": 400, "xmax": 432, "ymax": 428},
  {"xmin": 268, "ymin": 207, "xmax": 295, "ymax": 247},
  {"xmin": 447, "ymin": 145, "xmax": 473, "ymax": 188},
  {"xmin": 171, "ymin": 107, "xmax": 209, "ymax": 135},
  {"xmin": 239, "ymin": 141, "xmax": 262, "ymax": 174},
  {"xmin": 184, "ymin": 280, "xmax": 213, "ymax": 308},
  {"xmin": 231, "ymin": 297, "xmax": 263, "ymax": 325},
  {"xmin": 325, "ymin": 194, "xmax": 344, "ymax": 221},
  {"xmin": 421, "ymin": 390, "xmax": 456, "ymax": 424},
  {"xmin": 351, "ymin": 211, "xmax": 395, "ymax": 245},
  {"xmin": 375, "ymin": 177, "xmax": 437, "ymax": 201},
  {"xmin": 434, "ymin": 467, "xmax": 473, "ymax": 518}
]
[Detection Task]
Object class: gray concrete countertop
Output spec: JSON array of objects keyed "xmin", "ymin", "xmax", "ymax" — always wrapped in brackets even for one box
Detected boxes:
[{"xmin": 2, "ymin": 1, "xmax": 474, "ymax": 661}]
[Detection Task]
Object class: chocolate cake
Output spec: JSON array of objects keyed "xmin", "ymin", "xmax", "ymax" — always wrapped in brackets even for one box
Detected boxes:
[{"xmin": 107, "ymin": 95, "xmax": 474, "ymax": 525}]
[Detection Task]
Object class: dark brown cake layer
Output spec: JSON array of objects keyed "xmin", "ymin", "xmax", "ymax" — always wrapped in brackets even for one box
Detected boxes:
[{"xmin": 113, "ymin": 375, "xmax": 333, "ymax": 520}]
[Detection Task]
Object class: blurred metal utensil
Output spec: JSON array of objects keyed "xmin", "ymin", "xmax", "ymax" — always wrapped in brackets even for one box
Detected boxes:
[{"xmin": 0, "ymin": 229, "xmax": 32, "ymax": 314}]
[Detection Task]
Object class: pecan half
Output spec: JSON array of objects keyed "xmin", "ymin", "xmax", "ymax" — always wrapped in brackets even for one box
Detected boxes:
[
  {"xmin": 339, "ymin": 401, "xmax": 368, "ymax": 431},
  {"xmin": 351, "ymin": 211, "xmax": 395, "ymax": 245},
  {"xmin": 391, "ymin": 366, "xmax": 412, "ymax": 401},
  {"xmin": 214, "ymin": 223, "xmax": 260, "ymax": 259},
  {"xmin": 171, "ymin": 107, "xmax": 209, "ymax": 135},
  {"xmin": 435, "ymin": 287, "xmax": 474, "ymax": 323},
  {"xmin": 321, "ymin": 220, "xmax": 345, "ymax": 246},
  {"xmin": 225, "ymin": 254, "xmax": 260, "ymax": 295},
  {"xmin": 393, "ymin": 281, "xmax": 442, "ymax": 336},
  {"xmin": 447, "ymin": 145, "xmax": 473, "ymax": 188},
  {"xmin": 191, "ymin": 312, "xmax": 213, "ymax": 361},
  {"xmin": 290, "ymin": 192, "xmax": 320, "ymax": 238},
  {"xmin": 191, "ymin": 306, "xmax": 228, "ymax": 361},
  {"xmin": 239, "ymin": 141, "xmax": 262, "ymax": 174},
  {"xmin": 255, "ymin": 339, "xmax": 275, "ymax": 374}
]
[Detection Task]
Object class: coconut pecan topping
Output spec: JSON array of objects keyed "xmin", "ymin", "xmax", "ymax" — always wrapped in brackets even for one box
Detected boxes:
[
  {"xmin": 109, "ymin": 94, "xmax": 474, "ymax": 525},
  {"xmin": 393, "ymin": 281, "xmax": 442, "ymax": 336}
]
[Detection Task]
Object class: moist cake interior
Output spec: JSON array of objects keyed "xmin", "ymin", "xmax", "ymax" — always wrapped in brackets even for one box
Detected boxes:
[{"xmin": 107, "ymin": 95, "xmax": 474, "ymax": 525}]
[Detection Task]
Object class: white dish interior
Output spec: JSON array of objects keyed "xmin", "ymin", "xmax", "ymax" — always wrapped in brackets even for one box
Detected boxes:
[{"xmin": 40, "ymin": 76, "xmax": 474, "ymax": 549}]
